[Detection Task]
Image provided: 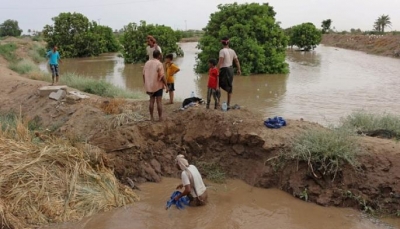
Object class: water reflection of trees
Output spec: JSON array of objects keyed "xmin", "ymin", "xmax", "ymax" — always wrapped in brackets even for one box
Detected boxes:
[
  {"xmin": 62, "ymin": 55, "xmax": 115, "ymax": 79},
  {"xmin": 286, "ymin": 49, "xmax": 321, "ymax": 67}
]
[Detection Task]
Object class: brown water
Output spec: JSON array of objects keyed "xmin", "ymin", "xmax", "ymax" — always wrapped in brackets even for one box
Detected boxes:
[
  {"xmin": 40, "ymin": 43, "xmax": 400, "ymax": 124},
  {"xmin": 48, "ymin": 178, "xmax": 398, "ymax": 229}
]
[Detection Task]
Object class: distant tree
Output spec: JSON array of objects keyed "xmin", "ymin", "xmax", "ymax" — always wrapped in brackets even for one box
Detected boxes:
[
  {"xmin": 27, "ymin": 29, "xmax": 31, "ymax": 35},
  {"xmin": 120, "ymin": 21, "xmax": 183, "ymax": 63},
  {"xmin": 43, "ymin": 12, "xmax": 119, "ymax": 57},
  {"xmin": 0, "ymin": 19, "xmax": 23, "ymax": 37},
  {"xmin": 374, "ymin": 15, "xmax": 392, "ymax": 33},
  {"xmin": 290, "ymin": 22, "xmax": 322, "ymax": 51},
  {"xmin": 196, "ymin": 3, "xmax": 289, "ymax": 75},
  {"xmin": 321, "ymin": 19, "xmax": 332, "ymax": 34}
]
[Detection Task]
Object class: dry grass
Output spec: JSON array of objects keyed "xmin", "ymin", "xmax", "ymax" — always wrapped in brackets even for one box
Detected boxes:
[
  {"xmin": 100, "ymin": 99, "xmax": 126, "ymax": 115},
  {"xmin": 109, "ymin": 110, "xmax": 146, "ymax": 129},
  {"xmin": 0, "ymin": 117, "xmax": 138, "ymax": 228}
]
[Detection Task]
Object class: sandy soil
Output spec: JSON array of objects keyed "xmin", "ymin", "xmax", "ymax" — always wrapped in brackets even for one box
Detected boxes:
[
  {"xmin": 0, "ymin": 42, "xmax": 399, "ymax": 217},
  {"xmin": 321, "ymin": 34, "xmax": 400, "ymax": 58}
]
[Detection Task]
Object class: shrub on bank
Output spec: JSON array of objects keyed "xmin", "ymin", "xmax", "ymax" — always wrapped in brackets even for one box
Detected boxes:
[
  {"xmin": 0, "ymin": 42, "xmax": 17, "ymax": 61},
  {"xmin": 0, "ymin": 115, "xmax": 138, "ymax": 228},
  {"xmin": 290, "ymin": 128, "xmax": 359, "ymax": 179},
  {"xmin": 59, "ymin": 73, "xmax": 142, "ymax": 99},
  {"xmin": 341, "ymin": 111, "xmax": 400, "ymax": 139},
  {"xmin": 9, "ymin": 59, "xmax": 39, "ymax": 74},
  {"xmin": 28, "ymin": 43, "xmax": 46, "ymax": 63}
]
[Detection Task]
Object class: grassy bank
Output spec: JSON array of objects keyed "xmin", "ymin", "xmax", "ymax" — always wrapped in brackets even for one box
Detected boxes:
[
  {"xmin": 0, "ymin": 41, "xmax": 142, "ymax": 99},
  {"xmin": 321, "ymin": 34, "xmax": 400, "ymax": 58},
  {"xmin": 341, "ymin": 111, "xmax": 400, "ymax": 139},
  {"xmin": 0, "ymin": 113, "xmax": 138, "ymax": 228}
]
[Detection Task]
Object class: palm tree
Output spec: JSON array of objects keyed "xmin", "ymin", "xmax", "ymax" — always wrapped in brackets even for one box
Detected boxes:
[{"xmin": 375, "ymin": 15, "xmax": 392, "ymax": 33}]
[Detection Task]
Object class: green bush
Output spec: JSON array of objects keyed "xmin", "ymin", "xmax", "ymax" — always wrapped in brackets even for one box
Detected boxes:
[
  {"xmin": 290, "ymin": 128, "xmax": 359, "ymax": 179},
  {"xmin": 196, "ymin": 3, "xmax": 289, "ymax": 75},
  {"xmin": 43, "ymin": 12, "xmax": 119, "ymax": 58},
  {"xmin": 59, "ymin": 73, "xmax": 141, "ymax": 99},
  {"xmin": 9, "ymin": 59, "xmax": 39, "ymax": 74},
  {"xmin": 121, "ymin": 21, "xmax": 183, "ymax": 63},
  {"xmin": 0, "ymin": 43, "xmax": 17, "ymax": 61},
  {"xmin": 341, "ymin": 111, "xmax": 400, "ymax": 139},
  {"xmin": 28, "ymin": 43, "xmax": 46, "ymax": 63},
  {"xmin": 290, "ymin": 23, "xmax": 322, "ymax": 51}
]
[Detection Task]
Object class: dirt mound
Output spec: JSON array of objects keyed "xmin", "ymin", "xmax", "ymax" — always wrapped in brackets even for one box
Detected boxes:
[
  {"xmin": 321, "ymin": 34, "xmax": 400, "ymax": 58},
  {"xmin": 1, "ymin": 63, "xmax": 400, "ymax": 217}
]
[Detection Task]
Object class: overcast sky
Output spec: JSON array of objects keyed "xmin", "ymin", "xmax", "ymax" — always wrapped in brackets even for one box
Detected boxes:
[{"xmin": 0, "ymin": 0, "xmax": 399, "ymax": 33}]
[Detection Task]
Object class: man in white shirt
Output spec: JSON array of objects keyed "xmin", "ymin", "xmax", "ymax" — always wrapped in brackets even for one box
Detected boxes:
[
  {"xmin": 217, "ymin": 37, "xmax": 241, "ymax": 108},
  {"xmin": 174, "ymin": 155, "xmax": 208, "ymax": 206},
  {"xmin": 146, "ymin": 35, "xmax": 162, "ymax": 60}
]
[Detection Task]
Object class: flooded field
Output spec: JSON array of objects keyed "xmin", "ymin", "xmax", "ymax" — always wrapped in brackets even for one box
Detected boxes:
[
  {"xmin": 49, "ymin": 178, "xmax": 398, "ymax": 229},
  {"xmin": 41, "ymin": 42, "xmax": 400, "ymax": 124}
]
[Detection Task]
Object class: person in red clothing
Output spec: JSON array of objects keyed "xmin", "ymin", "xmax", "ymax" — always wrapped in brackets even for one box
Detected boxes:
[{"xmin": 206, "ymin": 59, "xmax": 220, "ymax": 109}]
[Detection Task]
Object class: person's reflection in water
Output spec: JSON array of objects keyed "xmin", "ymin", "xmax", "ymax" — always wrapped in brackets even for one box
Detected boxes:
[{"xmin": 174, "ymin": 155, "xmax": 208, "ymax": 206}]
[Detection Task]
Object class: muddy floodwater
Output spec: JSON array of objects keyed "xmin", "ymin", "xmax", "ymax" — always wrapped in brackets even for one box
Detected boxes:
[
  {"xmin": 41, "ymin": 42, "xmax": 400, "ymax": 124},
  {"xmin": 49, "ymin": 178, "xmax": 398, "ymax": 229}
]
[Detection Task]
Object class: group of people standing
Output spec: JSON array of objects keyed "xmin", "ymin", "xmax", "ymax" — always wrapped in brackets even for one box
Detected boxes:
[{"xmin": 143, "ymin": 35, "xmax": 241, "ymax": 121}]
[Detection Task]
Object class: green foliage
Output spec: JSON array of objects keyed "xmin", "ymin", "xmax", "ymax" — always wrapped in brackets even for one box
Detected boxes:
[
  {"xmin": 175, "ymin": 30, "xmax": 204, "ymax": 39},
  {"xmin": 121, "ymin": 21, "xmax": 183, "ymax": 63},
  {"xmin": 59, "ymin": 73, "xmax": 142, "ymax": 99},
  {"xmin": 321, "ymin": 19, "xmax": 332, "ymax": 34},
  {"xmin": 340, "ymin": 111, "xmax": 400, "ymax": 139},
  {"xmin": 9, "ymin": 59, "xmax": 39, "ymax": 74},
  {"xmin": 42, "ymin": 12, "xmax": 119, "ymax": 58},
  {"xmin": 0, "ymin": 19, "xmax": 23, "ymax": 37},
  {"xmin": 374, "ymin": 15, "xmax": 392, "ymax": 33},
  {"xmin": 196, "ymin": 162, "xmax": 226, "ymax": 183},
  {"xmin": 196, "ymin": 3, "xmax": 289, "ymax": 75},
  {"xmin": 290, "ymin": 23, "xmax": 322, "ymax": 51},
  {"xmin": 0, "ymin": 43, "xmax": 17, "ymax": 61},
  {"xmin": 290, "ymin": 128, "xmax": 359, "ymax": 179},
  {"xmin": 28, "ymin": 43, "xmax": 47, "ymax": 63}
]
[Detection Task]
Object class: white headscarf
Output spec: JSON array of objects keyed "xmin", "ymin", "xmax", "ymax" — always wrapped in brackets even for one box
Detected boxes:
[{"xmin": 176, "ymin": 154, "xmax": 189, "ymax": 171}]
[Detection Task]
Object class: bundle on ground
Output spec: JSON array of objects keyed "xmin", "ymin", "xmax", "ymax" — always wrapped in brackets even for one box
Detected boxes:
[{"xmin": 0, "ymin": 119, "xmax": 138, "ymax": 229}]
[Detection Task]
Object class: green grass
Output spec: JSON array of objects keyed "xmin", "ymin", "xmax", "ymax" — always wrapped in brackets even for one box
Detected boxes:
[
  {"xmin": 9, "ymin": 59, "xmax": 39, "ymax": 74},
  {"xmin": 28, "ymin": 43, "xmax": 46, "ymax": 63},
  {"xmin": 290, "ymin": 128, "xmax": 359, "ymax": 179},
  {"xmin": 0, "ymin": 43, "xmax": 17, "ymax": 61},
  {"xmin": 0, "ymin": 112, "xmax": 41, "ymax": 132},
  {"xmin": 59, "ymin": 72, "xmax": 141, "ymax": 99},
  {"xmin": 341, "ymin": 111, "xmax": 400, "ymax": 139},
  {"xmin": 196, "ymin": 162, "xmax": 226, "ymax": 183}
]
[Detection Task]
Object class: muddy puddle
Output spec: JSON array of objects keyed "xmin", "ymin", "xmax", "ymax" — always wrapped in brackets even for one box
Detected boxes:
[
  {"xmin": 40, "ymin": 43, "xmax": 400, "ymax": 124},
  {"xmin": 48, "ymin": 178, "xmax": 398, "ymax": 229}
]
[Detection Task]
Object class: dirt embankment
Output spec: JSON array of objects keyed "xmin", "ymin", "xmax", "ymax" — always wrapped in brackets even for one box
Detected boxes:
[
  {"xmin": 0, "ymin": 64, "xmax": 399, "ymax": 217},
  {"xmin": 321, "ymin": 34, "xmax": 400, "ymax": 58},
  {"xmin": 0, "ymin": 38, "xmax": 399, "ymax": 218}
]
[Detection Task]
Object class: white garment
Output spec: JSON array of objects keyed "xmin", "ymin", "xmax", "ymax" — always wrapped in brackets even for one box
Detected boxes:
[
  {"xmin": 181, "ymin": 165, "xmax": 206, "ymax": 197},
  {"xmin": 219, "ymin": 48, "xmax": 237, "ymax": 68},
  {"xmin": 146, "ymin": 45, "xmax": 162, "ymax": 60}
]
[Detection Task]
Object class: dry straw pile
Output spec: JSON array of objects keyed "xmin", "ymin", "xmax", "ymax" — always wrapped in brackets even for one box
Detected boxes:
[{"xmin": 0, "ymin": 118, "xmax": 138, "ymax": 229}]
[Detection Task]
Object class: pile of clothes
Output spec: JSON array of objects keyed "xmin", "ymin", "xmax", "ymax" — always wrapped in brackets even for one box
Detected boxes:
[
  {"xmin": 166, "ymin": 191, "xmax": 190, "ymax": 210},
  {"xmin": 264, "ymin": 116, "xmax": 287, "ymax": 129}
]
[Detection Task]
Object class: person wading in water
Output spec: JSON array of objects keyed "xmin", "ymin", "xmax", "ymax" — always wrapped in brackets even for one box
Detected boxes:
[
  {"xmin": 146, "ymin": 35, "xmax": 162, "ymax": 60},
  {"xmin": 174, "ymin": 155, "xmax": 208, "ymax": 206},
  {"xmin": 217, "ymin": 37, "xmax": 241, "ymax": 109}
]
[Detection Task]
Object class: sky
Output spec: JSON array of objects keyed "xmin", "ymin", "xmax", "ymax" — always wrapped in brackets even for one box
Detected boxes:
[{"xmin": 0, "ymin": 0, "xmax": 399, "ymax": 33}]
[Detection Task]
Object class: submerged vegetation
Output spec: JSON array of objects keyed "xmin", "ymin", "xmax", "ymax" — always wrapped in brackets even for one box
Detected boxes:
[
  {"xmin": 120, "ymin": 21, "xmax": 183, "ymax": 63},
  {"xmin": 196, "ymin": 3, "xmax": 289, "ymax": 75},
  {"xmin": 0, "ymin": 114, "xmax": 138, "ymax": 228}
]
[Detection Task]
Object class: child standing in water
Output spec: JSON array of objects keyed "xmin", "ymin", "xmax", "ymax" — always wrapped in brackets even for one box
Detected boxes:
[
  {"xmin": 206, "ymin": 59, "xmax": 220, "ymax": 109},
  {"xmin": 165, "ymin": 54, "xmax": 180, "ymax": 104}
]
